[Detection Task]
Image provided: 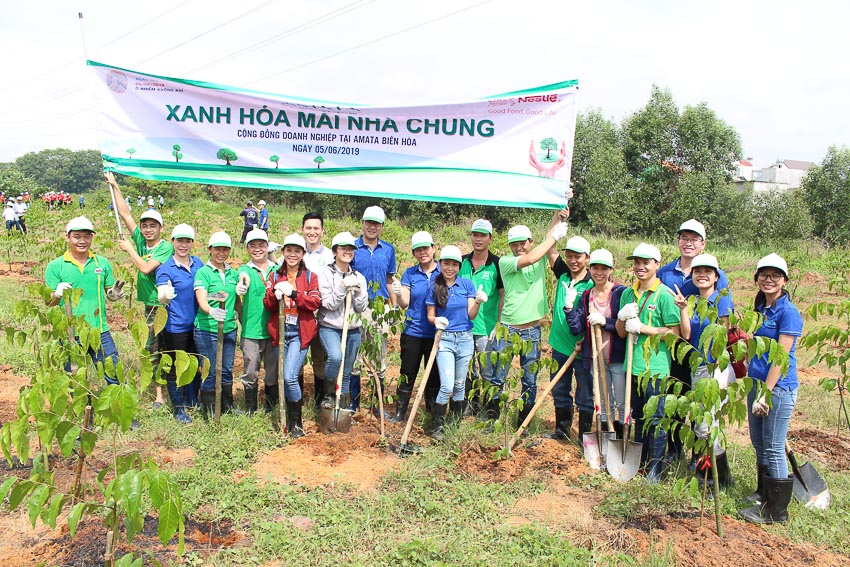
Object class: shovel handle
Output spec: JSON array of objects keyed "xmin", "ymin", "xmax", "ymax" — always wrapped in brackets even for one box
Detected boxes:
[
  {"xmin": 278, "ymin": 299, "xmax": 287, "ymax": 434},
  {"xmin": 622, "ymin": 333, "xmax": 636, "ymax": 462},
  {"xmin": 106, "ymin": 180, "xmax": 124, "ymax": 240},
  {"xmin": 594, "ymin": 326, "xmax": 615, "ymax": 432},
  {"xmin": 400, "ymin": 329, "xmax": 443, "ymax": 447},
  {"xmin": 334, "ymin": 289, "xmax": 354, "ymax": 412},
  {"xmin": 785, "ymin": 440, "xmax": 809, "ymax": 492}
]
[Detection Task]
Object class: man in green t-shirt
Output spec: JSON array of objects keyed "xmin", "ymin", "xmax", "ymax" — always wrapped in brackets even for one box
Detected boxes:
[
  {"xmin": 482, "ymin": 209, "xmax": 569, "ymax": 426},
  {"xmin": 106, "ymin": 172, "xmax": 175, "ymax": 409},
  {"xmin": 615, "ymin": 242, "xmax": 682, "ymax": 482},
  {"xmin": 236, "ymin": 228, "xmax": 278, "ymax": 414},
  {"xmin": 44, "ymin": 216, "xmax": 126, "ymax": 384}
]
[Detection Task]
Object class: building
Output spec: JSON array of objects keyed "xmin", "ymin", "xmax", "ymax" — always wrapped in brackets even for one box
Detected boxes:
[{"xmin": 734, "ymin": 158, "xmax": 815, "ymax": 192}]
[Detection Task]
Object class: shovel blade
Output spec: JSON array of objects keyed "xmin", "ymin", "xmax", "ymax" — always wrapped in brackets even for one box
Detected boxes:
[
  {"xmin": 793, "ymin": 462, "xmax": 830, "ymax": 510},
  {"xmin": 319, "ymin": 406, "xmax": 335, "ymax": 434},
  {"xmin": 605, "ymin": 439, "xmax": 641, "ymax": 482},
  {"xmin": 582, "ymin": 433, "xmax": 602, "ymax": 470}
]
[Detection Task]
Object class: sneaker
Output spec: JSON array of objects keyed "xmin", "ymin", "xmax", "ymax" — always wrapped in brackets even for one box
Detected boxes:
[
  {"xmin": 152, "ymin": 401, "xmax": 163, "ymax": 410},
  {"xmin": 174, "ymin": 409, "xmax": 192, "ymax": 424}
]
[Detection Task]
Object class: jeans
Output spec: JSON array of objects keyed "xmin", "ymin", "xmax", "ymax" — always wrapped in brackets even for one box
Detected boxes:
[
  {"xmin": 282, "ymin": 325, "xmax": 308, "ymax": 402},
  {"xmin": 469, "ymin": 334, "xmax": 491, "ymax": 384},
  {"xmin": 551, "ymin": 349, "xmax": 593, "ymax": 413},
  {"xmin": 435, "ymin": 331, "xmax": 474, "ymax": 404},
  {"xmin": 691, "ymin": 365, "xmax": 733, "ymax": 456},
  {"xmin": 144, "ymin": 305, "xmax": 162, "ymax": 368},
  {"xmin": 160, "ymin": 330, "xmax": 201, "ymax": 406},
  {"xmin": 483, "ymin": 324, "xmax": 541, "ymax": 406},
  {"xmin": 319, "ymin": 326, "xmax": 361, "ymax": 396},
  {"xmin": 749, "ymin": 384, "xmax": 797, "ymax": 478},
  {"xmin": 398, "ymin": 333, "xmax": 440, "ymax": 398},
  {"xmin": 194, "ymin": 328, "xmax": 237, "ymax": 391},
  {"xmin": 240, "ymin": 337, "xmax": 279, "ymax": 389},
  {"xmin": 65, "ymin": 331, "xmax": 119, "ymax": 385},
  {"xmin": 631, "ymin": 373, "xmax": 667, "ymax": 469}
]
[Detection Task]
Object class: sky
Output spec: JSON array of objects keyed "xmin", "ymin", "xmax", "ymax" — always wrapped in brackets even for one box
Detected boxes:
[{"xmin": 1, "ymin": 0, "xmax": 848, "ymax": 168}]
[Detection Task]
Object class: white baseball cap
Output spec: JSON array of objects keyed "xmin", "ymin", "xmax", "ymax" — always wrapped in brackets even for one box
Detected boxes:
[
  {"xmin": 627, "ymin": 243, "xmax": 661, "ymax": 262},
  {"xmin": 283, "ymin": 233, "xmax": 307, "ymax": 250},
  {"xmin": 471, "ymin": 219, "xmax": 493, "ymax": 235},
  {"xmin": 692, "ymin": 253, "xmax": 719, "ymax": 271},
  {"xmin": 258, "ymin": 200, "xmax": 266, "ymax": 206},
  {"xmin": 208, "ymin": 231, "xmax": 232, "ymax": 248},
  {"xmin": 411, "ymin": 231, "xmax": 434, "ymax": 250},
  {"xmin": 331, "ymin": 231, "xmax": 357, "ymax": 249},
  {"xmin": 507, "ymin": 225, "xmax": 533, "ymax": 244},
  {"xmin": 438, "ymin": 245, "xmax": 463, "ymax": 263},
  {"xmin": 245, "ymin": 228, "xmax": 269, "ymax": 244},
  {"xmin": 140, "ymin": 209, "xmax": 164, "ymax": 225},
  {"xmin": 362, "ymin": 205, "xmax": 386, "ymax": 223},
  {"xmin": 756, "ymin": 253, "xmax": 788, "ymax": 278},
  {"xmin": 170, "ymin": 223, "xmax": 195, "ymax": 240},
  {"xmin": 678, "ymin": 219, "xmax": 706, "ymax": 241},
  {"xmin": 66, "ymin": 216, "xmax": 95, "ymax": 234},
  {"xmin": 563, "ymin": 236, "xmax": 591, "ymax": 255},
  {"xmin": 588, "ymin": 248, "xmax": 614, "ymax": 268}
]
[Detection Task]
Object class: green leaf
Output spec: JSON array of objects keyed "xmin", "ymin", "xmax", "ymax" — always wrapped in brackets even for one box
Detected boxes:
[
  {"xmin": 8, "ymin": 479, "xmax": 33, "ymax": 511},
  {"xmin": 43, "ymin": 493, "xmax": 65, "ymax": 529},
  {"xmin": 67, "ymin": 502, "xmax": 86, "ymax": 537},
  {"xmin": 154, "ymin": 306, "xmax": 168, "ymax": 337},
  {"xmin": 11, "ymin": 416, "xmax": 30, "ymax": 464},
  {"xmin": 28, "ymin": 485, "xmax": 50, "ymax": 527},
  {"xmin": 56, "ymin": 422, "xmax": 81, "ymax": 457},
  {"xmin": 0, "ymin": 477, "xmax": 17, "ymax": 503},
  {"xmin": 158, "ymin": 494, "xmax": 181, "ymax": 546},
  {"xmin": 130, "ymin": 320, "xmax": 148, "ymax": 350}
]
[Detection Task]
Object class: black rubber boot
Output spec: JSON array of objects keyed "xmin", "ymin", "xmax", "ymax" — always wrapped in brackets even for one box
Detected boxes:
[
  {"xmin": 742, "ymin": 464, "xmax": 770, "ymax": 506},
  {"xmin": 449, "ymin": 399, "xmax": 466, "ymax": 421},
  {"xmin": 200, "ymin": 390, "xmax": 216, "ymax": 421},
  {"xmin": 430, "ymin": 403, "xmax": 447, "ymax": 440},
  {"xmin": 577, "ymin": 411, "xmax": 594, "ymax": 437},
  {"xmin": 287, "ymin": 401, "xmax": 305, "ymax": 438},
  {"xmin": 313, "ymin": 376, "xmax": 323, "ymax": 410},
  {"xmin": 264, "ymin": 386, "xmax": 279, "ymax": 413},
  {"xmin": 739, "ymin": 475, "xmax": 794, "ymax": 524},
  {"xmin": 613, "ymin": 421, "xmax": 624, "ymax": 439},
  {"xmin": 715, "ymin": 452, "xmax": 735, "ymax": 489},
  {"xmin": 221, "ymin": 387, "xmax": 234, "ymax": 414},
  {"xmin": 390, "ymin": 389, "xmax": 411, "ymax": 424},
  {"xmin": 321, "ymin": 378, "xmax": 335, "ymax": 409},
  {"xmin": 547, "ymin": 406, "xmax": 573, "ymax": 440},
  {"xmin": 244, "ymin": 387, "xmax": 258, "ymax": 416}
]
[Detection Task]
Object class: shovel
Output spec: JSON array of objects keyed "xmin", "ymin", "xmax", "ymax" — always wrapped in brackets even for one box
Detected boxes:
[
  {"xmin": 397, "ymin": 329, "xmax": 443, "ymax": 457},
  {"xmin": 787, "ymin": 440, "xmax": 830, "ymax": 510},
  {"xmin": 583, "ymin": 327, "xmax": 614, "ymax": 469},
  {"xmin": 208, "ymin": 291, "xmax": 229, "ymax": 425},
  {"xmin": 594, "ymin": 326, "xmax": 617, "ymax": 457},
  {"xmin": 320, "ymin": 289, "xmax": 353, "ymax": 433},
  {"xmin": 606, "ymin": 332, "xmax": 641, "ymax": 482},
  {"xmin": 507, "ymin": 350, "xmax": 577, "ymax": 452},
  {"xmin": 276, "ymin": 299, "xmax": 287, "ymax": 435}
]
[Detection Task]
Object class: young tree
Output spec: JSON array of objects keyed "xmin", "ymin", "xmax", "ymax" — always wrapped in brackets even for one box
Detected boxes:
[
  {"xmin": 216, "ymin": 148, "xmax": 238, "ymax": 165},
  {"xmin": 314, "ymin": 155, "xmax": 325, "ymax": 169},
  {"xmin": 172, "ymin": 144, "xmax": 182, "ymax": 162},
  {"xmin": 270, "ymin": 155, "xmax": 280, "ymax": 169},
  {"xmin": 802, "ymin": 146, "xmax": 850, "ymax": 245}
]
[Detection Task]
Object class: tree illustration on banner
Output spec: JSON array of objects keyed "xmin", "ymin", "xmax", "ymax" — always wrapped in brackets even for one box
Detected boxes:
[
  {"xmin": 216, "ymin": 148, "xmax": 238, "ymax": 165},
  {"xmin": 270, "ymin": 155, "xmax": 280, "ymax": 169},
  {"xmin": 172, "ymin": 144, "xmax": 183, "ymax": 162},
  {"xmin": 540, "ymin": 138, "xmax": 558, "ymax": 161},
  {"xmin": 126, "ymin": 148, "xmax": 136, "ymax": 159},
  {"xmin": 314, "ymin": 156, "xmax": 325, "ymax": 169}
]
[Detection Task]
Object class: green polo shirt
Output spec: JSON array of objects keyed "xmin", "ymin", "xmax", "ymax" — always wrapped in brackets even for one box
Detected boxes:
[
  {"xmin": 237, "ymin": 262, "xmax": 276, "ymax": 340},
  {"xmin": 550, "ymin": 259, "xmax": 594, "ymax": 356},
  {"xmin": 131, "ymin": 227, "xmax": 174, "ymax": 306},
  {"xmin": 619, "ymin": 278, "xmax": 682, "ymax": 378},
  {"xmin": 498, "ymin": 255, "xmax": 548, "ymax": 327},
  {"xmin": 460, "ymin": 252, "xmax": 503, "ymax": 336},
  {"xmin": 193, "ymin": 262, "xmax": 239, "ymax": 334},
  {"xmin": 45, "ymin": 251, "xmax": 115, "ymax": 332}
]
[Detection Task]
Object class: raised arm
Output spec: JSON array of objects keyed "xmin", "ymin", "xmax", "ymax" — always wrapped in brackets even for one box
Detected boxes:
[{"xmin": 104, "ymin": 172, "xmax": 136, "ymax": 233}]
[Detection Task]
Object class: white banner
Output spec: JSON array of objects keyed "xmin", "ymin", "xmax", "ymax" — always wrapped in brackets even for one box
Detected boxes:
[{"xmin": 90, "ymin": 61, "xmax": 577, "ymax": 209}]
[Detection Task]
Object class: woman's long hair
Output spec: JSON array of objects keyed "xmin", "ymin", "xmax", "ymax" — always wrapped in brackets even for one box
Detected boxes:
[
  {"xmin": 432, "ymin": 273, "xmax": 450, "ymax": 309},
  {"xmin": 753, "ymin": 269, "xmax": 789, "ymax": 310}
]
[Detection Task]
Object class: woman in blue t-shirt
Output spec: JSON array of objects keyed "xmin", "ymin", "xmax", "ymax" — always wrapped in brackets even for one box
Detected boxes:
[
  {"xmin": 673, "ymin": 253, "xmax": 735, "ymax": 488},
  {"xmin": 738, "ymin": 253, "xmax": 803, "ymax": 525},
  {"xmin": 426, "ymin": 245, "xmax": 486, "ymax": 440}
]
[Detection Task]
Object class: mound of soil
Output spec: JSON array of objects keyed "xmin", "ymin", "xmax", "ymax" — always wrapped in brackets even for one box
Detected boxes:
[
  {"xmin": 789, "ymin": 427, "xmax": 850, "ymax": 471},
  {"xmin": 455, "ymin": 437, "xmax": 590, "ymax": 483}
]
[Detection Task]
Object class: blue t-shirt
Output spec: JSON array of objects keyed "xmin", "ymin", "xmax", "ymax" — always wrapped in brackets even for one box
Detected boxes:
[
  {"xmin": 426, "ymin": 277, "xmax": 476, "ymax": 333},
  {"xmin": 401, "ymin": 263, "xmax": 440, "ymax": 338},
  {"xmin": 156, "ymin": 255, "xmax": 204, "ymax": 333},
  {"xmin": 258, "ymin": 208, "xmax": 269, "ymax": 230},
  {"xmin": 688, "ymin": 290, "xmax": 735, "ymax": 365},
  {"xmin": 659, "ymin": 258, "xmax": 730, "ymax": 297},
  {"xmin": 749, "ymin": 293, "xmax": 803, "ymax": 390},
  {"xmin": 352, "ymin": 236, "xmax": 396, "ymax": 300}
]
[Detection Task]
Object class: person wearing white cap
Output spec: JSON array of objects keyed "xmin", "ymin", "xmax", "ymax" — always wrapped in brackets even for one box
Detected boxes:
[
  {"xmin": 263, "ymin": 233, "xmax": 321, "ymax": 437},
  {"xmin": 671, "ymin": 253, "xmax": 736, "ymax": 488},
  {"xmin": 194, "ymin": 231, "xmax": 240, "ymax": 418},
  {"xmin": 615, "ymin": 242, "xmax": 682, "ymax": 482},
  {"xmin": 156, "ymin": 224, "xmax": 205, "ymax": 423},
  {"xmin": 738, "ymin": 253, "xmax": 802, "ymax": 525},
  {"xmin": 12, "ymin": 195, "xmax": 28, "ymax": 234},
  {"xmin": 3, "ymin": 202, "xmax": 18, "ymax": 235},
  {"xmin": 389, "ymin": 231, "xmax": 442, "ymax": 423},
  {"xmin": 481, "ymin": 208, "xmax": 570, "ymax": 426},
  {"xmin": 239, "ymin": 201, "xmax": 259, "ymax": 244},
  {"xmin": 257, "ymin": 200, "xmax": 269, "ymax": 232},
  {"xmin": 45, "ymin": 217, "xmax": 125, "ymax": 384},
  {"xmin": 158, "ymin": 194, "xmax": 165, "ymax": 210},
  {"xmin": 106, "ymin": 171, "xmax": 174, "ymax": 409},
  {"xmin": 147, "ymin": 195, "xmax": 155, "ymax": 208},
  {"xmin": 316, "ymin": 232, "xmax": 370, "ymax": 410},
  {"xmin": 236, "ymin": 228, "xmax": 278, "ymax": 415},
  {"xmin": 459, "ymin": 219, "xmax": 504, "ymax": 415},
  {"xmin": 549, "ymin": 235, "xmax": 595, "ymax": 440}
]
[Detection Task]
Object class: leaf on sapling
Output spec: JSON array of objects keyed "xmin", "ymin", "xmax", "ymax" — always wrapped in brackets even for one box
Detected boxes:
[
  {"xmin": 67, "ymin": 502, "xmax": 86, "ymax": 537},
  {"xmin": 28, "ymin": 484, "xmax": 50, "ymax": 527},
  {"xmin": 154, "ymin": 306, "xmax": 168, "ymax": 336},
  {"xmin": 8, "ymin": 479, "xmax": 33, "ymax": 511},
  {"xmin": 0, "ymin": 477, "xmax": 17, "ymax": 503}
]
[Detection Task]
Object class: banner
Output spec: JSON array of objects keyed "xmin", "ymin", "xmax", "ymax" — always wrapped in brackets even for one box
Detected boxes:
[{"xmin": 90, "ymin": 61, "xmax": 577, "ymax": 209}]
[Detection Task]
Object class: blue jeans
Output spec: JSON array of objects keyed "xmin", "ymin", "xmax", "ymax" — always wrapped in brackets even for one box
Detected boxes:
[
  {"xmin": 632, "ymin": 373, "xmax": 668, "ymax": 469},
  {"xmin": 319, "ymin": 326, "xmax": 361, "ymax": 396},
  {"xmin": 282, "ymin": 325, "xmax": 308, "ymax": 402},
  {"xmin": 749, "ymin": 384, "xmax": 797, "ymax": 478},
  {"xmin": 194, "ymin": 328, "xmax": 237, "ymax": 391},
  {"xmin": 65, "ymin": 331, "xmax": 120, "ymax": 385},
  {"xmin": 435, "ymin": 331, "xmax": 474, "ymax": 404},
  {"xmin": 551, "ymin": 349, "xmax": 593, "ymax": 413},
  {"xmin": 483, "ymin": 324, "xmax": 541, "ymax": 406},
  {"xmin": 469, "ymin": 334, "xmax": 490, "ymax": 384}
]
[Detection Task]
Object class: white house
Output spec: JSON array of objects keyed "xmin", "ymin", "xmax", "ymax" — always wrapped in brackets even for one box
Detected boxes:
[{"xmin": 735, "ymin": 159, "xmax": 815, "ymax": 192}]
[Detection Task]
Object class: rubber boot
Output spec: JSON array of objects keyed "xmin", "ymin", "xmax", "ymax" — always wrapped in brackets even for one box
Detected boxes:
[
  {"xmin": 430, "ymin": 403, "xmax": 447, "ymax": 440},
  {"xmin": 739, "ymin": 475, "xmax": 794, "ymax": 524},
  {"xmin": 389, "ymin": 389, "xmax": 411, "ymax": 424},
  {"xmin": 287, "ymin": 401, "xmax": 305, "ymax": 439},
  {"xmin": 320, "ymin": 379, "xmax": 335, "ymax": 410},
  {"xmin": 644, "ymin": 430, "xmax": 668, "ymax": 484},
  {"xmin": 244, "ymin": 387, "xmax": 258, "ymax": 416},
  {"xmin": 613, "ymin": 421, "xmax": 624, "ymax": 439},
  {"xmin": 264, "ymin": 386, "xmax": 279, "ymax": 413},
  {"xmin": 482, "ymin": 397, "xmax": 501, "ymax": 432},
  {"xmin": 449, "ymin": 399, "xmax": 466, "ymax": 422},
  {"xmin": 742, "ymin": 464, "xmax": 770, "ymax": 506},
  {"xmin": 221, "ymin": 387, "xmax": 234, "ymax": 414},
  {"xmin": 200, "ymin": 390, "xmax": 216, "ymax": 421},
  {"xmin": 577, "ymin": 411, "xmax": 594, "ymax": 438},
  {"xmin": 547, "ymin": 406, "xmax": 573, "ymax": 440},
  {"xmin": 715, "ymin": 452, "xmax": 735, "ymax": 489},
  {"xmin": 313, "ymin": 375, "xmax": 323, "ymax": 410},
  {"xmin": 348, "ymin": 374, "xmax": 361, "ymax": 412},
  {"xmin": 166, "ymin": 381, "xmax": 192, "ymax": 424}
]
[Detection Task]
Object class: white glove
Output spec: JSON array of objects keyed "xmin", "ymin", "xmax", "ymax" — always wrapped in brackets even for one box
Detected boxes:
[
  {"xmin": 235, "ymin": 273, "xmax": 250, "ymax": 296},
  {"xmin": 587, "ymin": 312, "xmax": 606, "ymax": 326},
  {"xmin": 624, "ymin": 317, "xmax": 643, "ymax": 335},
  {"xmin": 209, "ymin": 307, "xmax": 227, "ymax": 322},
  {"xmin": 550, "ymin": 222, "xmax": 568, "ymax": 241},
  {"xmin": 342, "ymin": 275, "xmax": 359, "ymax": 290},
  {"xmin": 618, "ymin": 302, "xmax": 639, "ymax": 321},
  {"xmin": 391, "ymin": 278, "xmax": 402, "ymax": 296},
  {"xmin": 753, "ymin": 394, "xmax": 770, "ymax": 417},
  {"xmin": 434, "ymin": 316, "xmax": 449, "ymax": 330},
  {"xmin": 274, "ymin": 280, "xmax": 294, "ymax": 300},
  {"xmin": 563, "ymin": 283, "xmax": 578, "ymax": 310},
  {"xmin": 474, "ymin": 285, "xmax": 488, "ymax": 304},
  {"xmin": 157, "ymin": 281, "xmax": 176, "ymax": 305},
  {"xmin": 53, "ymin": 282, "xmax": 72, "ymax": 299},
  {"xmin": 267, "ymin": 242, "xmax": 280, "ymax": 254},
  {"xmin": 106, "ymin": 280, "xmax": 125, "ymax": 302}
]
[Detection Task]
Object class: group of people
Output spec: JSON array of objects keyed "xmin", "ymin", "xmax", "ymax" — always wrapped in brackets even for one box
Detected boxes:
[
  {"xmin": 3, "ymin": 195, "xmax": 29, "ymax": 234},
  {"xmin": 39, "ymin": 191, "xmax": 73, "ymax": 210},
  {"xmin": 135, "ymin": 194, "xmax": 165, "ymax": 210},
  {"xmin": 45, "ymin": 175, "xmax": 802, "ymax": 526}
]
